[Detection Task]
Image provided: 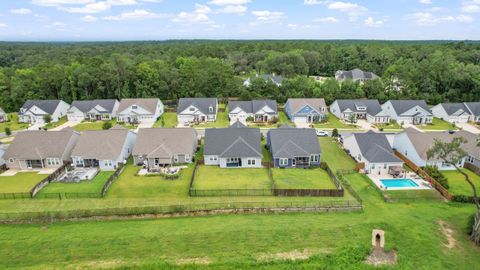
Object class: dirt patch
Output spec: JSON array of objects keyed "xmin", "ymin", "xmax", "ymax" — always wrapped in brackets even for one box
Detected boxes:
[
  {"xmin": 257, "ymin": 248, "xmax": 331, "ymax": 262},
  {"xmin": 61, "ymin": 259, "xmax": 127, "ymax": 270},
  {"xmin": 438, "ymin": 220, "xmax": 456, "ymax": 249},
  {"xmin": 366, "ymin": 247, "xmax": 397, "ymax": 266},
  {"xmin": 176, "ymin": 257, "xmax": 211, "ymax": 265}
]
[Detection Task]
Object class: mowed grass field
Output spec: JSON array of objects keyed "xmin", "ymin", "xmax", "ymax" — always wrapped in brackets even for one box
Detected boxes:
[
  {"xmin": 0, "ymin": 173, "xmax": 45, "ymax": 193},
  {"xmin": 272, "ymin": 168, "xmax": 337, "ymax": 189},
  {"xmin": 193, "ymin": 166, "xmax": 271, "ymax": 190},
  {"xmin": 442, "ymin": 169, "xmax": 480, "ymax": 196},
  {"xmin": 36, "ymin": 171, "xmax": 113, "ymax": 195},
  {"xmin": 418, "ymin": 117, "xmax": 456, "ymax": 131},
  {"xmin": 0, "ymin": 113, "xmax": 29, "ymax": 132}
]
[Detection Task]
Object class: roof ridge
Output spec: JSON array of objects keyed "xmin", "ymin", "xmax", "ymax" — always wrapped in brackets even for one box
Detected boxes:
[{"xmin": 220, "ymin": 136, "xmax": 261, "ymax": 157}]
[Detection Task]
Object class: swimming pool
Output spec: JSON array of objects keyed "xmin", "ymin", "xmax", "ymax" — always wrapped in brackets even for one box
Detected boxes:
[{"xmin": 380, "ymin": 179, "xmax": 418, "ymax": 188}]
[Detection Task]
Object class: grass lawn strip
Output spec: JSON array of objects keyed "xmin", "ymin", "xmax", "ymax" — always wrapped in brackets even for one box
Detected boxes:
[
  {"xmin": 313, "ymin": 114, "xmax": 358, "ymax": 129},
  {"xmin": 442, "ymin": 169, "xmax": 480, "ymax": 197},
  {"xmin": 73, "ymin": 120, "xmax": 117, "ymax": 131},
  {"xmin": 418, "ymin": 117, "xmax": 456, "ymax": 131},
  {"xmin": 0, "ymin": 113, "xmax": 29, "ymax": 132},
  {"xmin": 44, "ymin": 116, "xmax": 68, "ymax": 130},
  {"xmin": 272, "ymin": 168, "xmax": 337, "ymax": 189},
  {"xmin": 153, "ymin": 112, "xmax": 178, "ymax": 128},
  {"xmin": 37, "ymin": 171, "xmax": 113, "ymax": 195},
  {"xmin": 193, "ymin": 166, "xmax": 271, "ymax": 190},
  {"xmin": 0, "ymin": 173, "xmax": 46, "ymax": 193}
]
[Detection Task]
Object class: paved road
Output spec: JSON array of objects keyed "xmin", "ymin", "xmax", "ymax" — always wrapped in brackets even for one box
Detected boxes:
[
  {"xmin": 50, "ymin": 120, "xmax": 81, "ymax": 131},
  {"xmin": 456, "ymin": 122, "xmax": 480, "ymax": 134}
]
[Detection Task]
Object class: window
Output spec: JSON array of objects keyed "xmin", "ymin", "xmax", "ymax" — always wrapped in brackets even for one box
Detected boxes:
[
  {"xmin": 251, "ymin": 159, "xmax": 256, "ymax": 165},
  {"xmin": 279, "ymin": 158, "xmax": 288, "ymax": 166},
  {"xmin": 132, "ymin": 105, "xmax": 138, "ymax": 110},
  {"xmin": 310, "ymin": 155, "xmax": 319, "ymax": 163},
  {"xmin": 174, "ymin": 156, "xmax": 179, "ymax": 162},
  {"xmin": 105, "ymin": 160, "xmax": 113, "ymax": 167},
  {"xmin": 384, "ymin": 163, "xmax": 387, "ymax": 169},
  {"xmin": 190, "ymin": 107, "xmax": 195, "ymax": 111},
  {"xmin": 248, "ymin": 159, "xmax": 256, "ymax": 165},
  {"xmin": 9, "ymin": 158, "xmax": 13, "ymax": 163},
  {"xmin": 185, "ymin": 155, "xmax": 190, "ymax": 162},
  {"xmin": 154, "ymin": 158, "xmax": 160, "ymax": 166},
  {"xmin": 209, "ymin": 106, "xmax": 213, "ymax": 113},
  {"xmin": 371, "ymin": 164, "xmax": 376, "ymax": 169}
]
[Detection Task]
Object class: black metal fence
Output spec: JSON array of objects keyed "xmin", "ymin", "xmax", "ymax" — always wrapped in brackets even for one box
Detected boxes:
[
  {"xmin": 30, "ymin": 162, "xmax": 72, "ymax": 198},
  {"xmin": 0, "ymin": 192, "xmax": 31, "ymax": 200},
  {"xmin": 34, "ymin": 193, "xmax": 102, "ymax": 200},
  {"xmin": 336, "ymin": 169, "xmax": 363, "ymax": 204},
  {"xmin": 190, "ymin": 189, "xmax": 273, "ymax": 197},
  {"xmin": 101, "ymin": 163, "xmax": 125, "ymax": 197}
]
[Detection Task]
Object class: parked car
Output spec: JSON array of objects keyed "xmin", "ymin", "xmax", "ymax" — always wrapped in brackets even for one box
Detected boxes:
[{"xmin": 316, "ymin": 130, "xmax": 328, "ymax": 137}]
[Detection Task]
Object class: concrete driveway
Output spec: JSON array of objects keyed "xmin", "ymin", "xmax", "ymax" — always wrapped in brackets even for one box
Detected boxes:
[
  {"xmin": 356, "ymin": 120, "xmax": 375, "ymax": 131},
  {"xmin": 456, "ymin": 122, "xmax": 480, "ymax": 134},
  {"xmin": 27, "ymin": 123, "xmax": 45, "ymax": 131},
  {"xmin": 134, "ymin": 120, "xmax": 155, "ymax": 132},
  {"xmin": 50, "ymin": 120, "xmax": 82, "ymax": 131}
]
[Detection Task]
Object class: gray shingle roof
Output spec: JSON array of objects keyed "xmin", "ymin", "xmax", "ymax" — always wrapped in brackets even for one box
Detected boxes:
[
  {"xmin": 230, "ymin": 120, "xmax": 247, "ymax": 128},
  {"xmin": 465, "ymin": 102, "xmax": 480, "ymax": 116},
  {"xmin": 268, "ymin": 128, "xmax": 321, "ymax": 159},
  {"xmin": 4, "ymin": 129, "xmax": 78, "ymax": 160},
  {"xmin": 69, "ymin": 99, "xmax": 118, "ymax": 114},
  {"xmin": 353, "ymin": 131, "xmax": 402, "ymax": 163},
  {"xmin": 438, "ymin": 103, "xmax": 470, "ymax": 116},
  {"xmin": 133, "ymin": 128, "xmax": 197, "ymax": 158},
  {"xmin": 20, "ymin": 100, "xmax": 63, "ymax": 115},
  {"xmin": 118, "ymin": 98, "xmax": 160, "ymax": 114},
  {"xmin": 336, "ymin": 69, "xmax": 378, "ymax": 81},
  {"xmin": 71, "ymin": 129, "xmax": 131, "ymax": 160},
  {"xmin": 260, "ymin": 74, "xmax": 284, "ymax": 85},
  {"xmin": 286, "ymin": 98, "xmax": 326, "ymax": 114},
  {"xmin": 204, "ymin": 128, "xmax": 261, "ymax": 158},
  {"xmin": 335, "ymin": 99, "xmax": 384, "ymax": 116},
  {"xmin": 387, "ymin": 100, "xmax": 432, "ymax": 116},
  {"xmin": 177, "ymin": 98, "xmax": 217, "ymax": 115},
  {"xmin": 228, "ymin": 100, "xmax": 278, "ymax": 114}
]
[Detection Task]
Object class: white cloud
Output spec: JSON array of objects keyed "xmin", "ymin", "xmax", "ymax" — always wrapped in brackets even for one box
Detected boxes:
[
  {"xmin": 10, "ymin": 8, "xmax": 32, "ymax": 14},
  {"xmin": 364, "ymin": 16, "xmax": 384, "ymax": 27},
  {"xmin": 409, "ymin": 12, "xmax": 475, "ymax": 26},
  {"xmin": 59, "ymin": 1, "xmax": 111, "ymax": 13},
  {"xmin": 81, "ymin": 15, "xmax": 98, "ymax": 21},
  {"xmin": 419, "ymin": 0, "xmax": 432, "ymax": 4},
  {"xmin": 208, "ymin": 0, "xmax": 250, "ymax": 5},
  {"xmin": 32, "ymin": 0, "xmax": 95, "ymax": 6},
  {"xmin": 462, "ymin": 1, "xmax": 480, "ymax": 13},
  {"xmin": 304, "ymin": 0, "xmax": 328, "ymax": 5},
  {"xmin": 250, "ymin": 10, "xmax": 285, "ymax": 25},
  {"xmin": 0, "ymin": 23, "xmax": 6, "ymax": 27},
  {"xmin": 106, "ymin": 0, "xmax": 138, "ymax": 5},
  {"xmin": 45, "ymin": 21, "xmax": 66, "ymax": 31},
  {"xmin": 328, "ymin": 1, "xmax": 368, "ymax": 21},
  {"xmin": 173, "ymin": 4, "xmax": 212, "ymax": 23},
  {"xmin": 218, "ymin": 5, "xmax": 247, "ymax": 14},
  {"xmin": 313, "ymin": 16, "xmax": 340, "ymax": 23},
  {"xmin": 104, "ymin": 9, "xmax": 170, "ymax": 20}
]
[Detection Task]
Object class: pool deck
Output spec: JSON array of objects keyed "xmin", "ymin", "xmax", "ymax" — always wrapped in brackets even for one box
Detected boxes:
[{"xmin": 368, "ymin": 172, "xmax": 432, "ymax": 191}]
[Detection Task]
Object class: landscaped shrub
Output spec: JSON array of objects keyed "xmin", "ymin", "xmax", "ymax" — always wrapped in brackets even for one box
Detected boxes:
[
  {"xmin": 43, "ymin": 114, "xmax": 52, "ymax": 124},
  {"xmin": 331, "ymin": 128, "xmax": 339, "ymax": 137},
  {"xmin": 102, "ymin": 121, "xmax": 112, "ymax": 130},
  {"xmin": 424, "ymin": 165, "xmax": 449, "ymax": 189},
  {"xmin": 452, "ymin": 195, "xmax": 474, "ymax": 203},
  {"xmin": 4, "ymin": 127, "xmax": 11, "ymax": 136}
]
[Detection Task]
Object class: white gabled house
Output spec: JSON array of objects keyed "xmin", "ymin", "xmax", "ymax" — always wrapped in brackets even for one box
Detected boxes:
[
  {"xmin": 228, "ymin": 100, "xmax": 278, "ymax": 124},
  {"xmin": 330, "ymin": 99, "xmax": 390, "ymax": 124},
  {"xmin": 67, "ymin": 99, "xmax": 119, "ymax": 122},
  {"xmin": 431, "ymin": 103, "xmax": 471, "ymax": 124},
  {"xmin": 18, "ymin": 100, "xmax": 70, "ymax": 125},
  {"xmin": 177, "ymin": 98, "xmax": 218, "ymax": 125},
  {"xmin": 382, "ymin": 100, "xmax": 433, "ymax": 125},
  {"xmin": 117, "ymin": 98, "xmax": 163, "ymax": 124}
]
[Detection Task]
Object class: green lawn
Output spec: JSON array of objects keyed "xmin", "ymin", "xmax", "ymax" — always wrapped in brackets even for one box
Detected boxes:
[
  {"xmin": 418, "ymin": 117, "xmax": 456, "ymax": 131},
  {"xmin": 36, "ymin": 171, "xmax": 113, "ymax": 195},
  {"xmin": 193, "ymin": 110, "xmax": 230, "ymax": 128},
  {"xmin": 442, "ymin": 169, "xmax": 480, "ymax": 197},
  {"xmin": 318, "ymin": 137, "xmax": 356, "ymax": 171},
  {"xmin": 374, "ymin": 122, "xmax": 402, "ymax": 130},
  {"xmin": 193, "ymin": 166, "xmax": 271, "ymax": 190},
  {"xmin": 153, "ymin": 112, "xmax": 178, "ymax": 128},
  {"xmin": 73, "ymin": 120, "xmax": 117, "ymax": 131},
  {"xmin": 247, "ymin": 112, "xmax": 294, "ymax": 128},
  {"xmin": 272, "ymin": 168, "xmax": 337, "ymax": 189},
  {"xmin": 261, "ymin": 141, "xmax": 271, "ymax": 162},
  {"xmin": 313, "ymin": 114, "xmax": 359, "ymax": 129},
  {"xmin": 0, "ymin": 113, "xmax": 29, "ymax": 133},
  {"xmin": 0, "ymin": 173, "xmax": 46, "ymax": 193},
  {"xmin": 44, "ymin": 116, "xmax": 68, "ymax": 130}
]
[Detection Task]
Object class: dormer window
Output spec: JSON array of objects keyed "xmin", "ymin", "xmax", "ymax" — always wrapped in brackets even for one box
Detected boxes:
[
  {"xmin": 209, "ymin": 106, "xmax": 213, "ymax": 113},
  {"xmin": 356, "ymin": 106, "xmax": 366, "ymax": 111},
  {"xmin": 190, "ymin": 107, "xmax": 195, "ymax": 111},
  {"xmin": 132, "ymin": 105, "xmax": 138, "ymax": 110}
]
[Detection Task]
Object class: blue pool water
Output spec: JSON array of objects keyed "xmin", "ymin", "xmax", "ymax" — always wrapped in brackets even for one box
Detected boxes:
[{"xmin": 380, "ymin": 179, "xmax": 418, "ymax": 188}]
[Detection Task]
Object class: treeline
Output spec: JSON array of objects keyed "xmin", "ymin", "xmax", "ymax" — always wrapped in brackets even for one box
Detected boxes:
[{"xmin": 0, "ymin": 40, "xmax": 479, "ymax": 112}]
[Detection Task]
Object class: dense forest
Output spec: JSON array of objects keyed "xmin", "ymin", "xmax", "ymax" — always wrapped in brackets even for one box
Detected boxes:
[{"xmin": 0, "ymin": 40, "xmax": 479, "ymax": 112}]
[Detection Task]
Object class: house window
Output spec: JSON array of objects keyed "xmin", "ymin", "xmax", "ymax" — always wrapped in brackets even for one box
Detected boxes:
[
  {"xmin": 209, "ymin": 106, "xmax": 213, "ymax": 113},
  {"xmin": 174, "ymin": 156, "xmax": 179, "ymax": 162},
  {"xmin": 105, "ymin": 160, "xmax": 113, "ymax": 167},
  {"xmin": 185, "ymin": 155, "xmax": 190, "ymax": 162},
  {"xmin": 132, "ymin": 105, "xmax": 138, "ymax": 110},
  {"xmin": 9, "ymin": 158, "xmax": 13, "ymax": 163},
  {"xmin": 371, "ymin": 164, "xmax": 376, "ymax": 169},
  {"xmin": 384, "ymin": 163, "xmax": 387, "ymax": 169},
  {"xmin": 357, "ymin": 154, "xmax": 362, "ymax": 161},
  {"xmin": 248, "ymin": 159, "xmax": 256, "ymax": 165},
  {"xmin": 190, "ymin": 107, "xmax": 195, "ymax": 111},
  {"xmin": 279, "ymin": 158, "xmax": 288, "ymax": 166},
  {"xmin": 310, "ymin": 155, "xmax": 319, "ymax": 163},
  {"xmin": 154, "ymin": 158, "xmax": 160, "ymax": 166}
]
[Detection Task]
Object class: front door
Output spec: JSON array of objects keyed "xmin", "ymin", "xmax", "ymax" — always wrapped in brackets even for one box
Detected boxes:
[
  {"xmin": 292, "ymin": 159, "xmax": 296, "ymax": 167},
  {"xmin": 307, "ymin": 115, "xmax": 312, "ymax": 122}
]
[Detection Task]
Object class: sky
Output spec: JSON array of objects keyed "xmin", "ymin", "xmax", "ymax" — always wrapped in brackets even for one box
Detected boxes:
[{"xmin": 0, "ymin": 0, "xmax": 479, "ymax": 41}]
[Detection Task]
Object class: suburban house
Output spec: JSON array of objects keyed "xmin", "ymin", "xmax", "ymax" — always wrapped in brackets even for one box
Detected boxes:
[
  {"xmin": 431, "ymin": 103, "xmax": 472, "ymax": 124},
  {"xmin": 204, "ymin": 126, "xmax": 262, "ymax": 168},
  {"xmin": 393, "ymin": 128, "xmax": 477, "ymax": 170},
  {"xmin": 465, "ymin": 102, "xmax": 480, "ymax": 123},
  {"xmin": 18, "ymin": 100, "xmax": 70, "ymax": 125},
  {"xmin": 330, "ymin": 99, "xmax": 390, "ymax": 124},
  {"xmin": 3, "ymin": 128, "xmax": 79, "ymax": 170},
  {"xmin": 243, "ymin": 74, "xmax": 284, "ymax": 87},
  {"xmin": 228, "ymin": 100, "xmax": 278, "ymax": 124},
  {"xmin": 133, "ymin": 128, "xmax": 198, "ymax": 170},
  {"xmin": 0, "ymin": 108, "xmax": 7, "ymax": 122},
  {"xmin": 335, "ymin": 68, "xmax": 378, "ymax": 83},
  {"xmin": 177, "ymin": 98, "xmax": 218, "ymax": 126},
  {"xmin": 0, "ymin": 144, "xmax": 9, "ymax": 166},
  {"xmin": 67, "ymin": 99, "xmax": 119, "ymax": 122},
  {"xmin": 267, "ymin": 126, "xmax": 321, "ymax": 168},
  {"xmin": 382, "ymin": 100, "xmax": 433, "ymax": 125},
  {"xmin": 117, "ymin": 98, "xmax": 164, "ymax": 124},
  {"xmin": 343, "ymin": 131, "xmax": 404, "ymax": 175},
  {"xmin": 284, "ymin": 98, "xmax": 327, "ymax": 124},
  {"xmin": 71, "ymin": 127, "xmax": 136, "ymax": 171}
]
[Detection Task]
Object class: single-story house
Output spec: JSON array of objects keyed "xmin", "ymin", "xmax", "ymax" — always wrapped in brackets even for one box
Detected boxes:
[
  {"xmin": 228, "ymin": 100, "xmax": 278, "ymax": 124},
  {"xmin": 71, "ymin": 127, "xmax": 136, "ymax": 171},
  {"xmin": 267, "ymin": 126, "xmax": 321, "ymax": 168},
  {"xmin": 204, "ymin": 126, "xmax": 262, "ymax": 168},
  {"xmin": 243, "ymin": 74, "xmax": 284, "ymax": 87},
  {"xmin": 284, "ymin": 98, "xmax": 327, "ymax": 124},
  {"xmin": 3, "ymin": 128, "xmax": 79, "ymax": 170},
  {"xmin": 67, "ymin": 99, "xmax": 119, "ymax": 122},
  {"xmin": 330, "ymin": 99, "xmax": 390, "ymax": 124},
  {"xmin": 464, "ymin": 102, "xmax": 480, "ymax": 123},
  {"xmin": 117, "ymin": 98, "xmax": 163, "ymax": 124},
  {"xmin": 382, "ymin": 100, "xmax": 433, "ymax": 125},
  {"xmin": 18, "ymin": 100, "xmax": 70, "ymax": 125},
  {"xmin": 392, "ymin": 128, "xmax": 477, "ymax": 170},
  {"xmin": 431, "ymin": 103, "xmax": 471, "ymax": 124},
  {"xmin": 177, "ymin": 98, "xmax": 218, "ymax": 125},
  {"xmin": 0, "ymin": 108, "xmax": 7, "ymax": 122},
  {"xmin": 343, "ymin": 131, "xmax": 403, "ymax": 175},
  {"xmin": 133, "ymin": 128, "xmax": 198, "ymax": 170},
  {"xmin": 335, "ymin": 68, "xmax": 378, "ymax": 83}
]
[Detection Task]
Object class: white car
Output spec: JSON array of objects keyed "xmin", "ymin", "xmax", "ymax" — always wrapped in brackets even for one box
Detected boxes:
[{"xmin": 316, "ymin": 130, "xmax": 329, "ymax": 137}]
